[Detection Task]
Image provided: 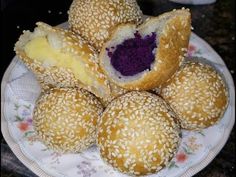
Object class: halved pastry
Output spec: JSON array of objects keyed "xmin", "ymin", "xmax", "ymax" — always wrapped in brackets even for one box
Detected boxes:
[
  {"xmin": 99, "ymin": 9, "xmax": 191, "ymax": 90},
  {"xmin": 14, "ymin": 22, "xmax": 110, "ymax": 98}
]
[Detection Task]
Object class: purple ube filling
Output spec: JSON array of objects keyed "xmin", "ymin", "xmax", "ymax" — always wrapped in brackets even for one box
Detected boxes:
[{"xmin": 106, "ymin": 32, "xmax": 157, "ymax": 77}]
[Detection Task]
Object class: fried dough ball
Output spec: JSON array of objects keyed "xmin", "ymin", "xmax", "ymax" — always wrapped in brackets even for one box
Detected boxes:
[
  {"xmin": 33, "ymin": 88, "xmax": 103, "ymax": 153},
  {"xmin": 161, "ymin": 61, "xmax": 228, "ymax": 130},
  {"xmin": 97, "ymin": 91, "xmax": 180, "ymax": 176}
]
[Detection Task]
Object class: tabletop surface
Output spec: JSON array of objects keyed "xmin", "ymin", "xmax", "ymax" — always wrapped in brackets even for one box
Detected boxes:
[{"xmin": 1, "ymin": 0, "xmax": 235, "ymax": 177}]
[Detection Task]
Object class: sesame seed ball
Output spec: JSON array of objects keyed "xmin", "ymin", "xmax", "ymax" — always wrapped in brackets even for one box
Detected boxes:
[
  {"xmin": 68, "ymin": 0, "xmax": 143, "ymax": 51},
  {"xmin": 161, "ymin": 61, "xmax": 228, "ymax": 130},
  {"xmin": 33, "ymin": 88, "xmax": 103, "ymax": 153},
  {"xmin": 97, "ymin": 91, "xmax": 180, "ymax": 176}
]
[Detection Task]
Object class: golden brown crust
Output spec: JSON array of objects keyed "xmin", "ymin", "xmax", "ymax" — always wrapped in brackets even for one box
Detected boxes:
[
  {"xmin": 33, "ymin": 87, "xmax": 103, "ymax": 153},
  {"xmin": 161, "ymin": 61, "xmax": 228, "ymax": 130},
  {"xmin": 68, "ymin": 0, "xmax": 143, "ymax": 51},
  {"xmin": 99, "ymin": 9, "xmax": 191, "ymax": 90},
  {"xmin": 97, "ymin": 91, "xmax": 180, "ymax": 176},
  {"xmin": 143, "ymin": 9, "xmax": 191, "ymax": 89},
  {"xmin": 14, "ymin": 22, "xmax": 110, "ymax": 98}
]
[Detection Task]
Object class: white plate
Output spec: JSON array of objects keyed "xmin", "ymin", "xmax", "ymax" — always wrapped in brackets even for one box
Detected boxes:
[{"xmin": 1, "ymin": 22, "xmax": 235, "ymax": 177}]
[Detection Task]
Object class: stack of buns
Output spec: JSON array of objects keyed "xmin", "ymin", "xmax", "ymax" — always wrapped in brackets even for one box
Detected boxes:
[{"xmin": 14, "ymin": 0, "xmax": 228, "ymax": 176}]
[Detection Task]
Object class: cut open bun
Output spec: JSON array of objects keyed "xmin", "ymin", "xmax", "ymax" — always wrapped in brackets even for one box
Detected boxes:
[
  {"xmin": 14, "ymin": 22, "xmax": 110, "ymax": 99},
  {"xmin": 99, "ymin": 9, "xmax": 191, "ymax": 90}
]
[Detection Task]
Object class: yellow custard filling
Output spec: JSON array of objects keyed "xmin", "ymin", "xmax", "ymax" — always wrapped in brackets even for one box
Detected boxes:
[{"xmin": 24, "ymin": 36, "xmax": 93, "ymax": 85}]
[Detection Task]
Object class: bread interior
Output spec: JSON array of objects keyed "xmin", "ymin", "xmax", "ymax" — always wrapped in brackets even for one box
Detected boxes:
[
  {"xmin": 16, "ymin": 26, "xmax": 94, "ymax": 86},
  {"xmin": 103, "ymin": 13, "xmax": 173, "ymax": 83}
]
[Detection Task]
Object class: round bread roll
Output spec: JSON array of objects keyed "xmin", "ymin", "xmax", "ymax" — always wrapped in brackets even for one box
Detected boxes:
[
  {"xmin": 33, "ymin": 88, "xmax": 103, "ymax": 153},
  {"xmin": 99, "ymin": 9, "xmax": 191, "ymax": 90},
  {"xmin": 68, "ymin": 0, "xmax": 143, "ymax": 51},
  {"xmin": 14, "ymin": 22, "xmax": 110, "ymax": 99},
  {"xmin": 97, "ymin": 91, "xmax": 180, "ymax": 176},
  {"xmin": 161, "ymin": 60, "xmax": 228, "ymax": 130}
]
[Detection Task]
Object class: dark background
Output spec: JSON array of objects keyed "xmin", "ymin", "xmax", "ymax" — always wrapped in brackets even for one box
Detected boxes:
[{"xmin": 1, "ymin": 0, "xmax": 235, "ymax": 177}]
